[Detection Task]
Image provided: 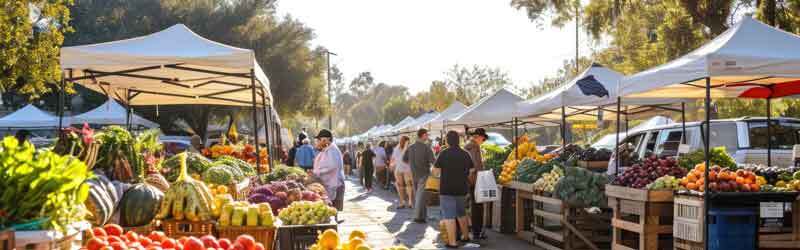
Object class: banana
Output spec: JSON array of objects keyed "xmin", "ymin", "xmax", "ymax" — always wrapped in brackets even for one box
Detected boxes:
[{"xmin": 156, "ymin": 187, "xmax": 174, "ymax": 219}]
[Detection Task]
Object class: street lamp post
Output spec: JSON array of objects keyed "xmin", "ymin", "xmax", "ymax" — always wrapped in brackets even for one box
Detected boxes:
[{"xmin": 326, "ymin": 50, "xmax": 337, "ymax": 130}]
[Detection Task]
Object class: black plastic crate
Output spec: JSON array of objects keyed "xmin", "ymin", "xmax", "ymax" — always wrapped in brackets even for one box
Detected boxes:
[
  {"xmin": 500, "ymin": 188, "xmax": 516, "ymax": 234},
  {"xmin": 276, "ymin": 223, "xmax": 338, "ymax": 250}
]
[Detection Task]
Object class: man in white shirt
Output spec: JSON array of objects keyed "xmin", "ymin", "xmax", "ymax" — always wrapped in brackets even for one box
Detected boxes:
[
  {"xmin": 312, "ymin": 129, "xmax": 345, "ymax": 211},
  {"xmin": 372, "ymin": 142, "xmax": 388, "ymax": 188}
]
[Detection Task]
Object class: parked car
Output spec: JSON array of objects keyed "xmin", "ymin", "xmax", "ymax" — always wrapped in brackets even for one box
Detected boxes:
[
  {"xmin": 608, "ymin": 117, "xmax": 800, "ymax": 169},
  {"xmin": 486, "ymin": 132, "xmax": 511, "ymax": 147}
]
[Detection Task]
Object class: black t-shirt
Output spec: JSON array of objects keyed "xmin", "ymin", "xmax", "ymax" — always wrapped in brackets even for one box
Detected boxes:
[
  {"xmin": 361, "ymin": 149, "xmax": 376, "ymax": 168},
  {"xmin": 434, "ymin": 147, "xmax": 474, "ymax": 196}
]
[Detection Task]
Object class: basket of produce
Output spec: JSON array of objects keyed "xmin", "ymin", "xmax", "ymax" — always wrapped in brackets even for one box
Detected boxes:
[
  {"xmin": 156, "ymin": 153, "xmax": 218, "ymax": 238},
  {"xmin": 85, "ymin": 223, "xmax": 268, "ymax": 250},
  {"xmin": 216, "ymin": 200, "xmax": 277, "ymax": 250},
  {"xmin": 274, "ymin": 201, "xmax": 338, "ymax": 250},
  {"xmin": 577, "ymin": 147, "xmax": 612, "ymax": 170}
]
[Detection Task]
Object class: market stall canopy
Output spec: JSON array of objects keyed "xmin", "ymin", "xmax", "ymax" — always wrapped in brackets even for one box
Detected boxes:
[
  {"xmin": 427, "ymin": 102, "xmax": 468, "ymax": 131},
  {"xmin": 71, "ymin": 100, "xmax": 159, "ymax": 128},
  {"xmin": 449, "ymin": 88, "xmax": 525, "ymax": 127},
  {"xmin": 0, "ymin": 104, "xmax": 60, "ymax": 128},
  {"xmin": 387, "ymin": 116, "xmax": 418, "ymax": 135},
  {"xmin": 61, "ymin": 24, "xmax": 272, "ymax": 107},
  {"xmin": 401, "ymin": 112, "xmax": 439, "ymax": 134},
  {"xmin": 620, "ymin": 17, "xmax": 800, "ymax": 99}
]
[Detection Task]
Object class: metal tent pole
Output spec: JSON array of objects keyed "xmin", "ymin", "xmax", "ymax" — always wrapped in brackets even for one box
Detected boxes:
[
  {"xmin": 514, "ymin": 118, "xmax": 519, "ymax": 159},
  {"xmin": 250, "ymin": 69, "xmax": 262, "ymax": 173},
  {"xmin": 561, "ymin": 106, "xmax": 567, "ymax": 147},
  {"xmin": 58, "ymin": 71, "xmax": 66, "ymax": 130},
  {"xmin": 703, "ymin": 77, "xmax": 711, "ymax": 250},
  {"xmin": 126, "ymin": 89, "xmax": 132, "ymax": 130},
  {"xmin": 615, "ymin": 97, "xmax": 621, "ymax": 174},
  {"xmin": 260, "ymin": 90, "xmax": 274, "ymax": 172},
  {"xmin": 767, "ymin": 97, "xmax": 772, "ymax": 166},
  {"xmin": 681, "ymin": 102, "xmax": 687, "ymax": 144}
]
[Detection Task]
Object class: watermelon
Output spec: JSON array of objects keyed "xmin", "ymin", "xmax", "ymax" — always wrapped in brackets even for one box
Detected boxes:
[{"xmin": 119, "ymin": 183, "xmax": 164, "ymax": 227}]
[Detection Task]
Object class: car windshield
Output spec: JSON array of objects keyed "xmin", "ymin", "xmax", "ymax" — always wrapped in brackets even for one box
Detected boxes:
[{"xmin": 748, "ymin": 120, "xmax": 800, "ymax": 149}]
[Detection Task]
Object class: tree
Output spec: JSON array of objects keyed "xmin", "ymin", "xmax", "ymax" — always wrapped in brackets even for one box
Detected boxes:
[
  {"xmin": 1, "ymin": 0, "xmax": 73, "ymax": 99},
  {"xmin": 349, "ymin": 71, "xmax": 375, "ymax": 97},
  {"xmin": 382, "ymin": 95, "xmax": 413, "ymax": 124},
  {"xmin": 409, "ymin": 80, "xmax": 456, "ymax": 112},
  {"xmin": 520, "ymin": 57, "xmax": 592, "ymax": 99},
  {"xmin": 444, "ymin": 64, "xmax": 512, "ymax": 105},
  {"xmin": 329, "ymin": 65, "xmax": 346, "ymax": 101}
]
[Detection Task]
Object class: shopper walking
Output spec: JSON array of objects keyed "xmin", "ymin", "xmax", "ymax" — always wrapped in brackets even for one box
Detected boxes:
[
  {"xmin": 434, "ymin": 131, "xmax": 475, "ymax": 248},
  {"xmin": 404, "ymin": 129, "xmax": 435, "ymax": 223},
  {"xmin": 465, "ymin": 128, "xmax": 489, "ymax": 240},
  {"xmin": 296, "ymin": 138, "xmax": 316, "ymax": 171},
  {"xmin": 360, "ymin": 143, "xmax": 377, "ymax": 192},
  {"xmin": 385, "ymin": 141, "xmax": 395, "ymax": 190},
  {"xmin": 312, "ymin": 129, "xmax": 345, "ymax": 211},
  {"xmin": 390, "ymin": 136, "xmax": 414, "ymax": 209},
  {"xmin": 373, "ymin": 142, "xmax": 388, "ymax": 188}
]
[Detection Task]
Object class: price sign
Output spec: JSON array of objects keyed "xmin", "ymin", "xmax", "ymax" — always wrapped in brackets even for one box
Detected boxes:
[
  {"xmin": 678, "ymin": 144, "xmax": 691, "ymax": 154},
  {"xmin": 760, "ymin": 202, "xmax": 784, "ymax": 218}
]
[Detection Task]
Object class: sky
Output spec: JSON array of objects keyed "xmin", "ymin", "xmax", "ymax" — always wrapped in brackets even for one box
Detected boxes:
[{"xmin": 277, "ymin": 0, "xmax": 595, "ymax": 94}]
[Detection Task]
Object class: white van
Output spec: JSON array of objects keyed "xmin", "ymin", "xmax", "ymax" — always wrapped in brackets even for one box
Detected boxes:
[{"xmin": 610, "ymin": 117, "xmax": 800, "ymax": 167}]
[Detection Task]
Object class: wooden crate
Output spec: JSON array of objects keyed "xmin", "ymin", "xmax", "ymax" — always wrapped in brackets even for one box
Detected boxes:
[
  {"xmin": 0, "ymin": 230, "xmax": 13, "ymax": 250},
  {"xmin": 162, "ymin": 220, "xmax": 215, "ymax": 238},
  {"xmin": 578, "ymin": 161, "xmax": 609, "ymax": 171},
  {"xmin": 605, "ymin": 185, "xmax": 674, "ymax": 250},
  {"xmin": 123, "ymin": 221, "xmax": 161, "ymax": 236},
  {"xmin": 218, "ymin": 226, "xmax": 276, "ymax": 250},
  {"xmin": 507, "ymin": 181, "xmax": 535, "ymax": 193},
  {"xmin": 532, "ymin": 193, "xmax": 612, "ymax": 250},
  {"xmin": 673, "ymin": 195, "xmax": 703, "ymax": 244},
  {"xmin": 515, "ymin": 188, "xmax": 535, "ymax": 243},
  {"xmin": 673, "ymin": 238, "xmax": 703, "ymax": 250},
  {"xmin": 757, "ymin": 200, "xmax": 800, "ymax": 249}
]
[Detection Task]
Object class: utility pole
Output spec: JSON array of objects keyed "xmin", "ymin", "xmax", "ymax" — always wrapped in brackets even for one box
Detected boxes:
[
  {"xmin": 325, "ymin": 50, "xmax": 337, "ymax": 130},
  {"xmin": 575, "ymin": 3, "xmax": 580, "ymax": 75}
]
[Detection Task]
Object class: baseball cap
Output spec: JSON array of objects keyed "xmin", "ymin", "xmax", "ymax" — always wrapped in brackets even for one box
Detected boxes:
[
  {"xmin": 316, "ymin": 129, "xmax": 333, "ymax": 139},
  {"xmin": 470, "ymin": 128, "xmax": 488, "ymax": 139}
]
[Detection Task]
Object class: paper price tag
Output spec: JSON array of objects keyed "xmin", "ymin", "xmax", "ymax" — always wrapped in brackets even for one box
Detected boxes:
[
  {"xmin": 760, "ymin": 202, "xmax": 784, "ymax": 218},
  {"xmin": 678, "ymin": 144, "xmax": 691, "ymax": 154}
]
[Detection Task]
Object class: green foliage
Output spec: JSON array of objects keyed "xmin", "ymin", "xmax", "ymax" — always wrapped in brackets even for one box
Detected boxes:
[
  {"xmin": 0, "ymin": 0, "xmax": 73, "ymax": 99},
  {"xmin": 163, "ymin": 152, "xmax": 213, "ymax": 182},
  {"xmin": 259, "ymin": 164, "xmax": 308, "ymax": 183},
  {"xmin": 678, "ymin": 147, "xmax": 737, "ymax": 169},
  {"xmin": 553, "ymin": 166, "xmax": 608, "ymax": 207},
  {"xmin": 444, "ymin": 64, "xmax": 512, "ymax": 106},
  {"xmin": 0, "ymin": 137, "xmax": 92, "ymax": 232},
  {"xmin": 383, "ymin": 96, "xmax": 413, "ymax": 125},
  {"xmin": 482, "ymin": 143, "xmax": 510, "ymax": 179}
]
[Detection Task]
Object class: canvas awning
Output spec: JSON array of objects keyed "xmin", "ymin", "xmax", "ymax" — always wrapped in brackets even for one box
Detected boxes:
[
  {"xmin": 620, "ymin": 17, "xmax": 800, "ymax": 99},
  {"xmin": 400, "ymin": 112, "xmax": 439, "ymax": 134},
  {"xmin": 71, "ymin": 100, "xmax": 159, "ymax": 128},
  {"xmin": 0, "ymin": 104, "xmax": 60, "ymax": 128},
  {"xmin": 61, "ymin": 24, "xmax": 272, "ymax": 107},
  {"xmin": 450, "ymin": 89, "xmax": 558, "ymax": 128},
  {"xmin": 383, "ymin": 117, "xmax": 416, "ymax": 136}
]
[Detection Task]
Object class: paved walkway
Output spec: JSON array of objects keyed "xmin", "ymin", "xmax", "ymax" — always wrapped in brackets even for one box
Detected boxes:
[{"xmin": 337, "ymin": 176, "xmax": 537, "ymax": 250}]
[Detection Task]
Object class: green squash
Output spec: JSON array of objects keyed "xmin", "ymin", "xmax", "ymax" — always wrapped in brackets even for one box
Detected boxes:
[
  {"xmin": 86, "ymin": 173, "xmax": 118, "ymax": 226},
  {"xmin": 119, "ymin": 183, "xmax": 164, "ymax": 227}
]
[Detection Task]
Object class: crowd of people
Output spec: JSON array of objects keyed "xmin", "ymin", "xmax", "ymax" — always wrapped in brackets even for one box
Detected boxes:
[{"xmin": 281, "ymin": 127, "xmax": 490, "ymax": 248}]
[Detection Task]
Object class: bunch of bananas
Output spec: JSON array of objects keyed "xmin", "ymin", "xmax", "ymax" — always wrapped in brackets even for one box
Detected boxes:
[
  {"xmin": 499, "ymin": 160, "xmax": 518, "ymax": 184},
  {"xmin": 156, "ymin": 153, "xmax": 215, "ymax": 221}
]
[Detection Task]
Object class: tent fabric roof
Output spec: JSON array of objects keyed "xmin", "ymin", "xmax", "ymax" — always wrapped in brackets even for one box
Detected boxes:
[
  {"xmin": 620, "ymin": 17, "xmax": 800, "ymax": 99},
  {"xmin": 401, "ymin": 112, "xmax": 439, "ymax": 134},
  {"xmin": 449, "ymin": 89, "xmax": 524, "ymax": 127},
  {"xmin": 427, "ymin": 102, "xmax": 468, "ymax": 131},
  {"xmin": 61, "ymin": 24, "xmax": 272, "ymax": 107},
  {"xmin": 516, "ymin": 64, "xmax": 623, "ymax": 118},
  {"xmin": 71, "ymin": 100, "xmax": 159, "ymax": 128},
  {"xmin": 0, "ymin": 104, "xmax": 60, "ymax": 128},
  {"xmin": 384, "ymin": 117, "xmax": 416, "ymax": 136}
]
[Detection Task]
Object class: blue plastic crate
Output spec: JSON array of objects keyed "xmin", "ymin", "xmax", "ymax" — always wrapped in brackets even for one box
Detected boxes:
[{"xmin": 708, "ymin": 206, "xmax": 758, "ymax": 250}]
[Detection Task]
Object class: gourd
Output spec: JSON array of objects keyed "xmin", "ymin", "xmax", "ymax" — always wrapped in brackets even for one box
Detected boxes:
[
  {"xmin": 119, "ymin": 183, "xmax": 164, "ymax": 226},
  {"xmin": 145, "ymin": 173, "xmax": 170, "ymax": 192},
  {"xmin": 155, "ymin": 153, "xmax": 215, "ymax": 221},
  {"xmin": 85, "ymin": 173, "xmax": 118, "ymax": 226}
]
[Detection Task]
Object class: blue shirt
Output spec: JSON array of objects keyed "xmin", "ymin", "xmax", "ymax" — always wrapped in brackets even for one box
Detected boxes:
[{"xmin": 296, "ymin": 144, "xmax": 316, "ymax": 167}]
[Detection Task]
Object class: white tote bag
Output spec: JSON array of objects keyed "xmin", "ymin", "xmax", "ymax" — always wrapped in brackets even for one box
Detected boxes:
[{"xmin": 474, "ymin": 170, "xmax": 500, "ymax": 203}]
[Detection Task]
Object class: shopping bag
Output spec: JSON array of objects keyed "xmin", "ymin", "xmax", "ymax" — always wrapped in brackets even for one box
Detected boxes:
[{"xmin": 474, "ymin": 170, "xmax": 499, "ymax": 203}]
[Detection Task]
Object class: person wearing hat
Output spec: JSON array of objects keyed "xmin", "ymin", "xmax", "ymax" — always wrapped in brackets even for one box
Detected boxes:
[
  {"xmin": 312, "ymin": 129, "xmax": 345, "ymax": 211},
  {"xmin": 465, "ymin": 128, "xmax": 488, "ymax": 240}
]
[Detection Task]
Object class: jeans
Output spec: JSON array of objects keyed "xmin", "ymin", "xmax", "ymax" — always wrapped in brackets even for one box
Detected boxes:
[
  {"xmin": 413, "ymin": 175, "xmax": 429, "ymax": 220},
  {"xmin": 362, "ymin": 165, "xmax": 374, "ymax": 189}
]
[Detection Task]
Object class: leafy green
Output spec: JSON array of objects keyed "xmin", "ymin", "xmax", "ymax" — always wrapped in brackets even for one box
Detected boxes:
[
  {"xmin": 553, "ymin": 166, "xmax": 609, "ymax": 208},
  {"xmin": 259, "ymin": 164, "xmax": 307, "ymax": 183},
  {"xmin": 0, "ymin": 137, "xmax": 92, "ymax": 232},
  {"xmin": 678, "ymin": 147, "xmax": 737, "ymax": 169},
  {"xmin": 482, "ymin": 143, "xmax": 510, "ymax": 181}
]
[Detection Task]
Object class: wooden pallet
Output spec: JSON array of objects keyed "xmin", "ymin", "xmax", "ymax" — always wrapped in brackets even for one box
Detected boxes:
[
  {"xmin": 531, "ymin": 193, "xmax": 612, "ymax": 250},
  {"xmin": 578, "ymin": 161, "xmax": 609, "ymax": 171},
  {"xmin": 606, "ymin": 185, "xmax": 674, "ymax": 250},
  {"xmin": 757, "ymin": 200, "xmax": 800, "ymax": 249},
  {"xmin": 515, "ymin": 188, "xmax": 535, "ymax": 243}
]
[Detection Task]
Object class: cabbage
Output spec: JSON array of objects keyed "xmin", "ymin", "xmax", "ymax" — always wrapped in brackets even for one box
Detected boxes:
[
  {"xmin": 248, "ymin": 193, "xmax": 269, "ymax": 204},
  {"xmin": 252, "ymin": 185, "xmax": 274, "ymax": 197}
]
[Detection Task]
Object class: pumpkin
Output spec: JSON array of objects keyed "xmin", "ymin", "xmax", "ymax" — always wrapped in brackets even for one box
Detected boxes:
[
  {"xmin": 86, "ymin": 173, "xmax": 118, "ymax": 226},
  {"xmin": 119, "ymin": 183, "xmax": 164, "ymax": 227},
  {"xmin": 145, "ymin": 173, "xmax": 170, "ymax": 192}
]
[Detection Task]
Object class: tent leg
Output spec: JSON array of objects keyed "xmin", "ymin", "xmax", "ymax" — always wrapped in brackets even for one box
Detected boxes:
[
  {"xmin": 703, "ymin": 77, "xmax": 711, "ymax": 250},
  {"xmin": 767, "ymin": 97, "xmax": 772, "ymax": 167},
  {"xmin": 58, "ymin": 71, "xmax": 66, "ymax": 131},
  {"xmin": 261, "ymin": 91, "xmax": 274, "ymax": 172},
  {"xmin": 250, "ymin": 69, "xmax": 262, "ymax": 174},
  {"xmin": 561, "ymin": 106, "xmax": 567, "ymax": 147},
  {"xmin": 615, "ymin": 97, "xmax": 621, "ymax": 175},
  {"xmin": 126, "ymin": 89, "xmax": 132, "ymax": 130},
  {"xmin": 681, "ymin": 102, "xmax": 686, "ymax": 144},
  {"xmin": 513, "ymin": 118, "xmax": 519, "ymax": 159}
]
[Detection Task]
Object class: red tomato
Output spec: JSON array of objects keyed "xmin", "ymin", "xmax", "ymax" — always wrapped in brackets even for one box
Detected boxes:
[
  {"xmin": 161, "ymin": 239, "xmax": 178, "ymax": 249},
  {"xmin": 183, "ymin": 237, "xmax": 205, "ymax": 250},
  {"xmin": 228, "ymin": 243, "xmax": 245, "ymax": 250},
  {"xmin": 104, "ymin": 224, "xmax": 124, "ymax": 237},
  {"xmin": 125, "ymin": 231, "xmax": 140, "ymax": 243},
  {"xmin": 199, "ymin": 236, "xmax": 219, "ymax": 249},
  {"xmin": 145, "ymin": 247, "xmax": 163, "ymax": 250},
  {"xmin": 253, "ymin": 243, "xmax": 264, "ymax": 250},
  {"xmin": 217, "ymin": 239, "xmax": 231, "ymax": 250},
  {"xmin": 108, "ymin": 236, "xmax": 125, "ymax": 244},
  {"xmin": 139, "ymin": 237, "xmax": 153, "ymax": 247},
  {"xmin": 87, "ymin": 237, "xmax": 108, "ymax": 250},
  {"xmin": 148, "ymin": 231, "xmax": 167, "ymax": 243},
  {"xmin": 234, "ymin": 236, "xmax": 255, "ymax": 250},
  {"xmin": 92, "ymin": 228, "xmax": 108, "ymax": 238},
  {"xmin": 110, "ymin": 242, "xmax": 128, "ymax": 250},
  {"xmin": 101, "ymin": 247, "xmax": 114, "ymax": 250}
]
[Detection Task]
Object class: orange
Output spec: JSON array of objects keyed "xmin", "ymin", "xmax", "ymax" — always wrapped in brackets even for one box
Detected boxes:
[
  {"xmin": 708, "ymin": 171, "xmax": 717, "ymax": 182},
  {"xmin": 687, "ymin": 174, "xmax": 698, "ymax": 182},
  {"xmin": 687, "ymin": 182, "xmax": 698, "ymax": 190},
  {"xmin": 736, "ymin": 176, "xmax": 745, "ymax": 185}
]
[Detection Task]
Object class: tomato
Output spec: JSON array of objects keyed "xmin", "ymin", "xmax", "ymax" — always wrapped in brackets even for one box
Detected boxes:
[
  {"xmin": 147, "ymin": 231, "xmax": 166, "ymax": 243},
  {"xmin": 139, "ymin": 237, "xmax": 153, "ymax": 247},
  {"xmin": 217, "ymin": 239, "xmax": 231, "ymax": 250},
  {"xmin": 87, "ymin": 237, "xmax": 108, "ymax": 250},
  {"xmin": 145, "ymin": 247, "xmax": 163, "ymax": 250},
  {"xmin": 108, "ymin": 236, "xmax": 125, "ymax": 244},
  {"xmin": 183, "ymin": 237, "xmax": 205, "ymax": 250},
  {"xmin": 253, "ymin": 243, "xmax": 264, "ymax": 250},
  {"xmin": 178, "ymin": 237, "xmax": 189, "ymax": 246},
  {"xmin": 228, "ymin": 243, "xmax": 245, "ymax": 250},
  {"xmin": 110, "ymin": 241, "xmax": 128, "ymax": 250},
  {"xmin": 101, "ymin": 247, "xmax": 115, "ymax": 250},
  {"xmin": 200, "ymin": 236, "xmax": 219, "ymax": 249},
  {"xmin": 104, "ymin": 224, "xmax": 124, "ymax": 237},
  {"xmin": 93, "ymin": 227, "xmax": 108, "ymax": 238},
  {"xmin": 161, "ymin": 239, "xmax": 178, "ymax": 249},
  {"xmin": 124, "ymin": 231, "xmax": 139, "ymax": 242},
  {"xmin": 234, "ymin": 235, "xmax": 255, "ymax": 250}
]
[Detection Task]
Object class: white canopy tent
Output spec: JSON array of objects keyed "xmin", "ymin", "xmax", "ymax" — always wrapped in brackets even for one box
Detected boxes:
[
  {"xmin": 450, "ymin": 88, "xmax": 553, "ymax": 128},
  {"xmin": 400, "ymin": 112, "xmax": 439, "ymax": 134},
  {"xmin": 427, "ymin": 102, "xmax": 468, "ymax": 132},
  {"xmin": 383, "ymin": 117, "xmax": 416, "ymax": 136},
  {"xmin": 0, "ymin": 104, "xmax": 60, "ymax": 128},
  {"xmin": 71, "ymin": 100, "xmax": 159, "ymax": 128}
]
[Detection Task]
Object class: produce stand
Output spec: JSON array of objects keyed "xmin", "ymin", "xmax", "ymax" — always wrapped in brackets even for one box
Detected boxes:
[
  {"xmin": 490, "ymin": 185, "xmax": 504, "ymax": 232},
  {"xmin": 218, "ymin": 225, "xmax": 276, "ymax": 250},
  {"xmin": 123, "ymin": 220, "xmax": 161, "ymax": 236},
  {"xmin": 512, "ymin": 183, "xmax": 535, "ymax": 243},
  {"xmin": 162, "ymin": 219, "xmax": 216, "ymax": 238},
  {"xmin": 605, "ymin": 185, "xmax": 674, "ymax": 250},
  {"xmin": 12, "ymin": 221, "xmax": 90, "ymax": 250},
  {"xmin": 276, "ymin": 219, "xmax": 338, "ymax": 250},
  {"xmin": 0, "ymin": 229, "xmax": 13, "ymax": 250},
  {"xmin": 578, "ymin": 161, "xmax": 609, "ymax": 172},
  {"xmin": 230, "ymin": 178, "xmax": 251, "ymax": 201},
  {"xmin": 531, "ymin": 193, "xmax": 611, "ymax": 250}
]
